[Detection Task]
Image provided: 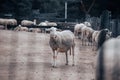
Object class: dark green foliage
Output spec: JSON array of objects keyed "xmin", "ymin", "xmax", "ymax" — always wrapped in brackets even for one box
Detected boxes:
[
  {"xmin": 0, "ymin": 0, "xmax": 119, "ymax": 19},
  {"xmin": 16, "ymin": 0, "xmax": 32, "ymax": 16}
]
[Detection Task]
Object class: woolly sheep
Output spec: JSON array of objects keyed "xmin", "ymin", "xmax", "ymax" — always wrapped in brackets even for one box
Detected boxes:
[
  {"xmin": 49, "ymin": 27, "xmax": 75, "ymax": 67},
  {"xmin": 96, "ymin": 38, "xmax": 120, "ymax": 80}
]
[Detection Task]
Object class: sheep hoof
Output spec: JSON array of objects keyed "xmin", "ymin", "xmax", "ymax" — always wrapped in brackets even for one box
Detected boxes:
[
  {"xmin": 72, "ymin": 64, "xmax": 75, "ymax": 66},
  {"xmin": 52, "ymin": 66, "xmax": 57, "ymax": 68},
  {"xmin": 65, "ymin": 63, "xmax": 68, "ymax": 65}
]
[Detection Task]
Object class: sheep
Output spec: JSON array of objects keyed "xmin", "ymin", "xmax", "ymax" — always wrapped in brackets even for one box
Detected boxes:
[
  {"xmin": 0, "ymin": 18, "xmax": 17, "ymax": 30},
  {"xmin": 38, "ymin": 22, "xmax": 48, "ymax": 26},
  {"xmin": 0, "ymin": 18, "xmax": 6, "ymax": 25},
  {"xmin": 84, "ymin": 21, "xmax": 91, "ymax": 27},
  {"xmin": 14, "ymin": 25, "xmax": 28, "ymax": 32},
  {"xmin": 28, "ymin": 28, "xmax": 41, "ymax": 33},
  {"xmin": 117, "ymin": 35, "xmax": 120, "ymax": 39},
  {"xmin": 32, "ymin": 28, "xmax": 41, "ymax": 33},
  {"xmin": 0, "ymin": 18, "xmax": 17, "ymax": 25},
  {"xmin": 96, "ymin": 38, "xmax": 120, "ymax": 80},
  {"xmin": 38, "ymin": 21, "xmax": 57, "ymax": 26},
  {"xmin": 85, "ymin": 27, "xmax": 94, "ymax": 46},
  {"xmin": 0, "ymin": 18, "xmax": 8, "ymax": 30},
  {"xmin": 7, "ymin": 19, "xmax": 17, "ymax": 25},
  {"xmin": 46, "ymin": 22, "xmax": 57, "ymax": 26},
  {"xmin": 74, "ymin": 23, "xmax": 85, "ymax": 38},
  {"xmin": 81, "ymin": 26, "xmax": 94, "ymax": 46},
  {"xmin": 92, "ymin": 30, "xmax": 100, "ymax": 50},
  {"xmin": 21, "ymin": 19, "xmax": 36, "ymax": 26},
  {"xmin": 92, "ymin": 29, "xmax": 112, "ymax": 51},
  {"xmin": 97, "ymin": 29, "xmax": 112, "ymax": 50},
  {"xmin": 45, "ymin": 27, "xmax": 62, "ymax": 33},
  {"xmin": 0, "ymin": 25, "xmax": 5, "ymax": 30},
  {"xmin": 49, "ymin": 27, "xmax": 75, "ymax": 67},
  {"xmin": 28, "ymin": 28, "xmax": 33, "ymax": 32}
]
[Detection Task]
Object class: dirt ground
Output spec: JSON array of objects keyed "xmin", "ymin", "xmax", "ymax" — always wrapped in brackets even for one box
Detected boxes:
[{"xmin": 0, "ymin": 30, "xmax": 97, "ymax": 80}]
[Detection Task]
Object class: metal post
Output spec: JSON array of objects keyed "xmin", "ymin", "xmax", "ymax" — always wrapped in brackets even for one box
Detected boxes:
[{"xmin": 65, "ymin": 1, "xmax": 67, "ymax": 23}]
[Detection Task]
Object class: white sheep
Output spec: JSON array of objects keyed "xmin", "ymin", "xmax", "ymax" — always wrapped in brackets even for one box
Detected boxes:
[
  {"xmin": 0, "ymin": 25, "xmax": 5, "ymax": 30},
  {"xmin": 96, "ymin": 38, "xmax": 120, "ymax": 80},
  {"xmin": 38, "ymin": 22, "xmax": 48, "ymax": 26},
  {"xmin": 47, "ymin": 22, "xmax": 57, "ymax": 26},
  {"xmin": 84, "ymin": 21, "xmax": 91, "ymax": 27},
  {"xmin": 7, "ymin": 19, "xmax": 17, "ymax": 25},
  {"xmin": 92, "ymin": 30, "xmax": 100, "ymax": 50},
  {"xmin": 21, "ymin": 19, "xmax": 36, "ymax": 26},
  {"xmin": 38, "ymin": 21, "xmax": 57, "ymax": 26},
  {"xmin": 49, "ymin": 27, "xmax": 75, "ymax": 67},
  {"xmin": 14, "ymin": 25, "xmax": 28, "ymax": 32},
  {"xmin": 29, "ymin": 28, "xmax": 41, "ymax": 33},
  {"xmin": 92, "ymin": 29, "xmax": 112, "ymax": 51},
  {"xmin": 81, "ymin": 26, "xmax": 94, "ymax": 46},
  {"xmin": 45, "ymin": 27, "xmax": 61, "ymax": 33},
  {"xmin": 74, "ymin": 23, "xmax": 85, "ymax": 38},
  {"xmin": 0, "ymin": 18, "xmax": 17, "ymax": 29},
  {"xmin": 117, "ymin": 35, "xmax": 120, "ymax": 39}
]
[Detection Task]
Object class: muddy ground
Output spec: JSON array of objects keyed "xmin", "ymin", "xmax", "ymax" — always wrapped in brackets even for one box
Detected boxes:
[{"xmin": 0, "ymin": 30, "xmax": 96, "ymax": 80}]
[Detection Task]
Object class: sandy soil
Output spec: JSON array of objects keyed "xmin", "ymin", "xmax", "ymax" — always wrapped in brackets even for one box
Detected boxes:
[{"xmin": 0, "ymin": 30, "xmax": 96, "ymax": 80}]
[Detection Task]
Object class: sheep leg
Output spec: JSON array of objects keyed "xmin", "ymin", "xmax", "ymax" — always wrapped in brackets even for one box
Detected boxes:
[
  {"xmin": 92, "ymin": 42, "xmax": 95, "ymax": 51},
  {"xmin": 89, "ymin": 40, "xmax": 92, "ymax": 46},
  {"xmin": 74, "ymin": 31, "xmax": 78, "ymax": 38},
  {"xmin": 96, "ymin": 43, "xmax": 98, "ymax": 51},
  {"xmin": 88, "ymin": 37, "xmax": 91, "ymax": 46},
  {"xmin": 5, "ymin": 24, "xmax": 7, "ymax": 30},
  {"xmin": 52, "ymin": 50, "xmax": 55, "ymax": 67},
  {"xmin": 52, "ymin": 50, "xmax": 57, "ymax": 68},
  {"xmin": 84, "ymin": 37, "xmax": 87, "ymax": 46},
  {"xmin": 84, "ymin": 38, "xmax": 86, "ymax": 46},
  {"xmin": 87, "ymin": 39, "xmax": 89, "ymax": 46},
  {"xmin": 79, "ymin": 32, "xmax": 82, "ymax": 39},
  {"xmin": 65, "ymin": 52, "xmax": 68, "ymax": 65},
  {"xmin": 81, "ymin": 33, "xmax": 84, "ymax": 45},
  {"xmin": 82, "ymin": 38, "xmax": 84, "ymax": 46},
  {"xmin": 86, "ymin": 38, "xmax": 88, "ymax": 46},
  {"xmin": 90, "ymin": 40, "xmax": 93, "ymax": 46},
  {"xmin": 69, "ymin": 48, "xmax": 71, "ymax": 55},
  {"xmin": 82, "ymin": 39, "xmax": 83, "ymax": 45},
  {"xmin": 78, "ymin": 32, "xmax": 80, "ymax": 39},
  {"xmin": 74, "ymin": 31, "xmax": 77, "ymax": 37},
  {"xmin": 72, "ymin": 46, "xmax": 75, "ymax": 66}
]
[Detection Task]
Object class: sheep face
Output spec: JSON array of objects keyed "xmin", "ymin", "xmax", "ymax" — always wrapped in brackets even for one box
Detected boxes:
[
  {"xmin": 104, "ymin": 29, "xmax": 112, "ymax": 40},
  {"xmin": 84, "ymin": 22, "xmax": 91, "ymax": 27},
  {"xmin": 50, "ymin": 32, "xmax": 58, "ymax": 40}
]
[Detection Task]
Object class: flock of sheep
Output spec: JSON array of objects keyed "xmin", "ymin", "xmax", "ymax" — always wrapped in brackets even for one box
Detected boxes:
[
  {"xmin": 0, "ymin": 18, "xmax": 57, "ymax": 33},
  {"xmin": 48, "ymin": 22, "xmax": 120, "ymax": 80},
  {"xmin": 74, "ymin": 21, "xmax": 120, "ymax": 80},
  {"xmin": 74, "ymin": 21, "xmax": 112, "ymax": 50},
  {"xmin": 0, "ymin": 18, "xmax": 120, "ymax": 80},
  {"xmin": 48, "ymin": 21, "xmax": 111, "ymax": 67}
]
